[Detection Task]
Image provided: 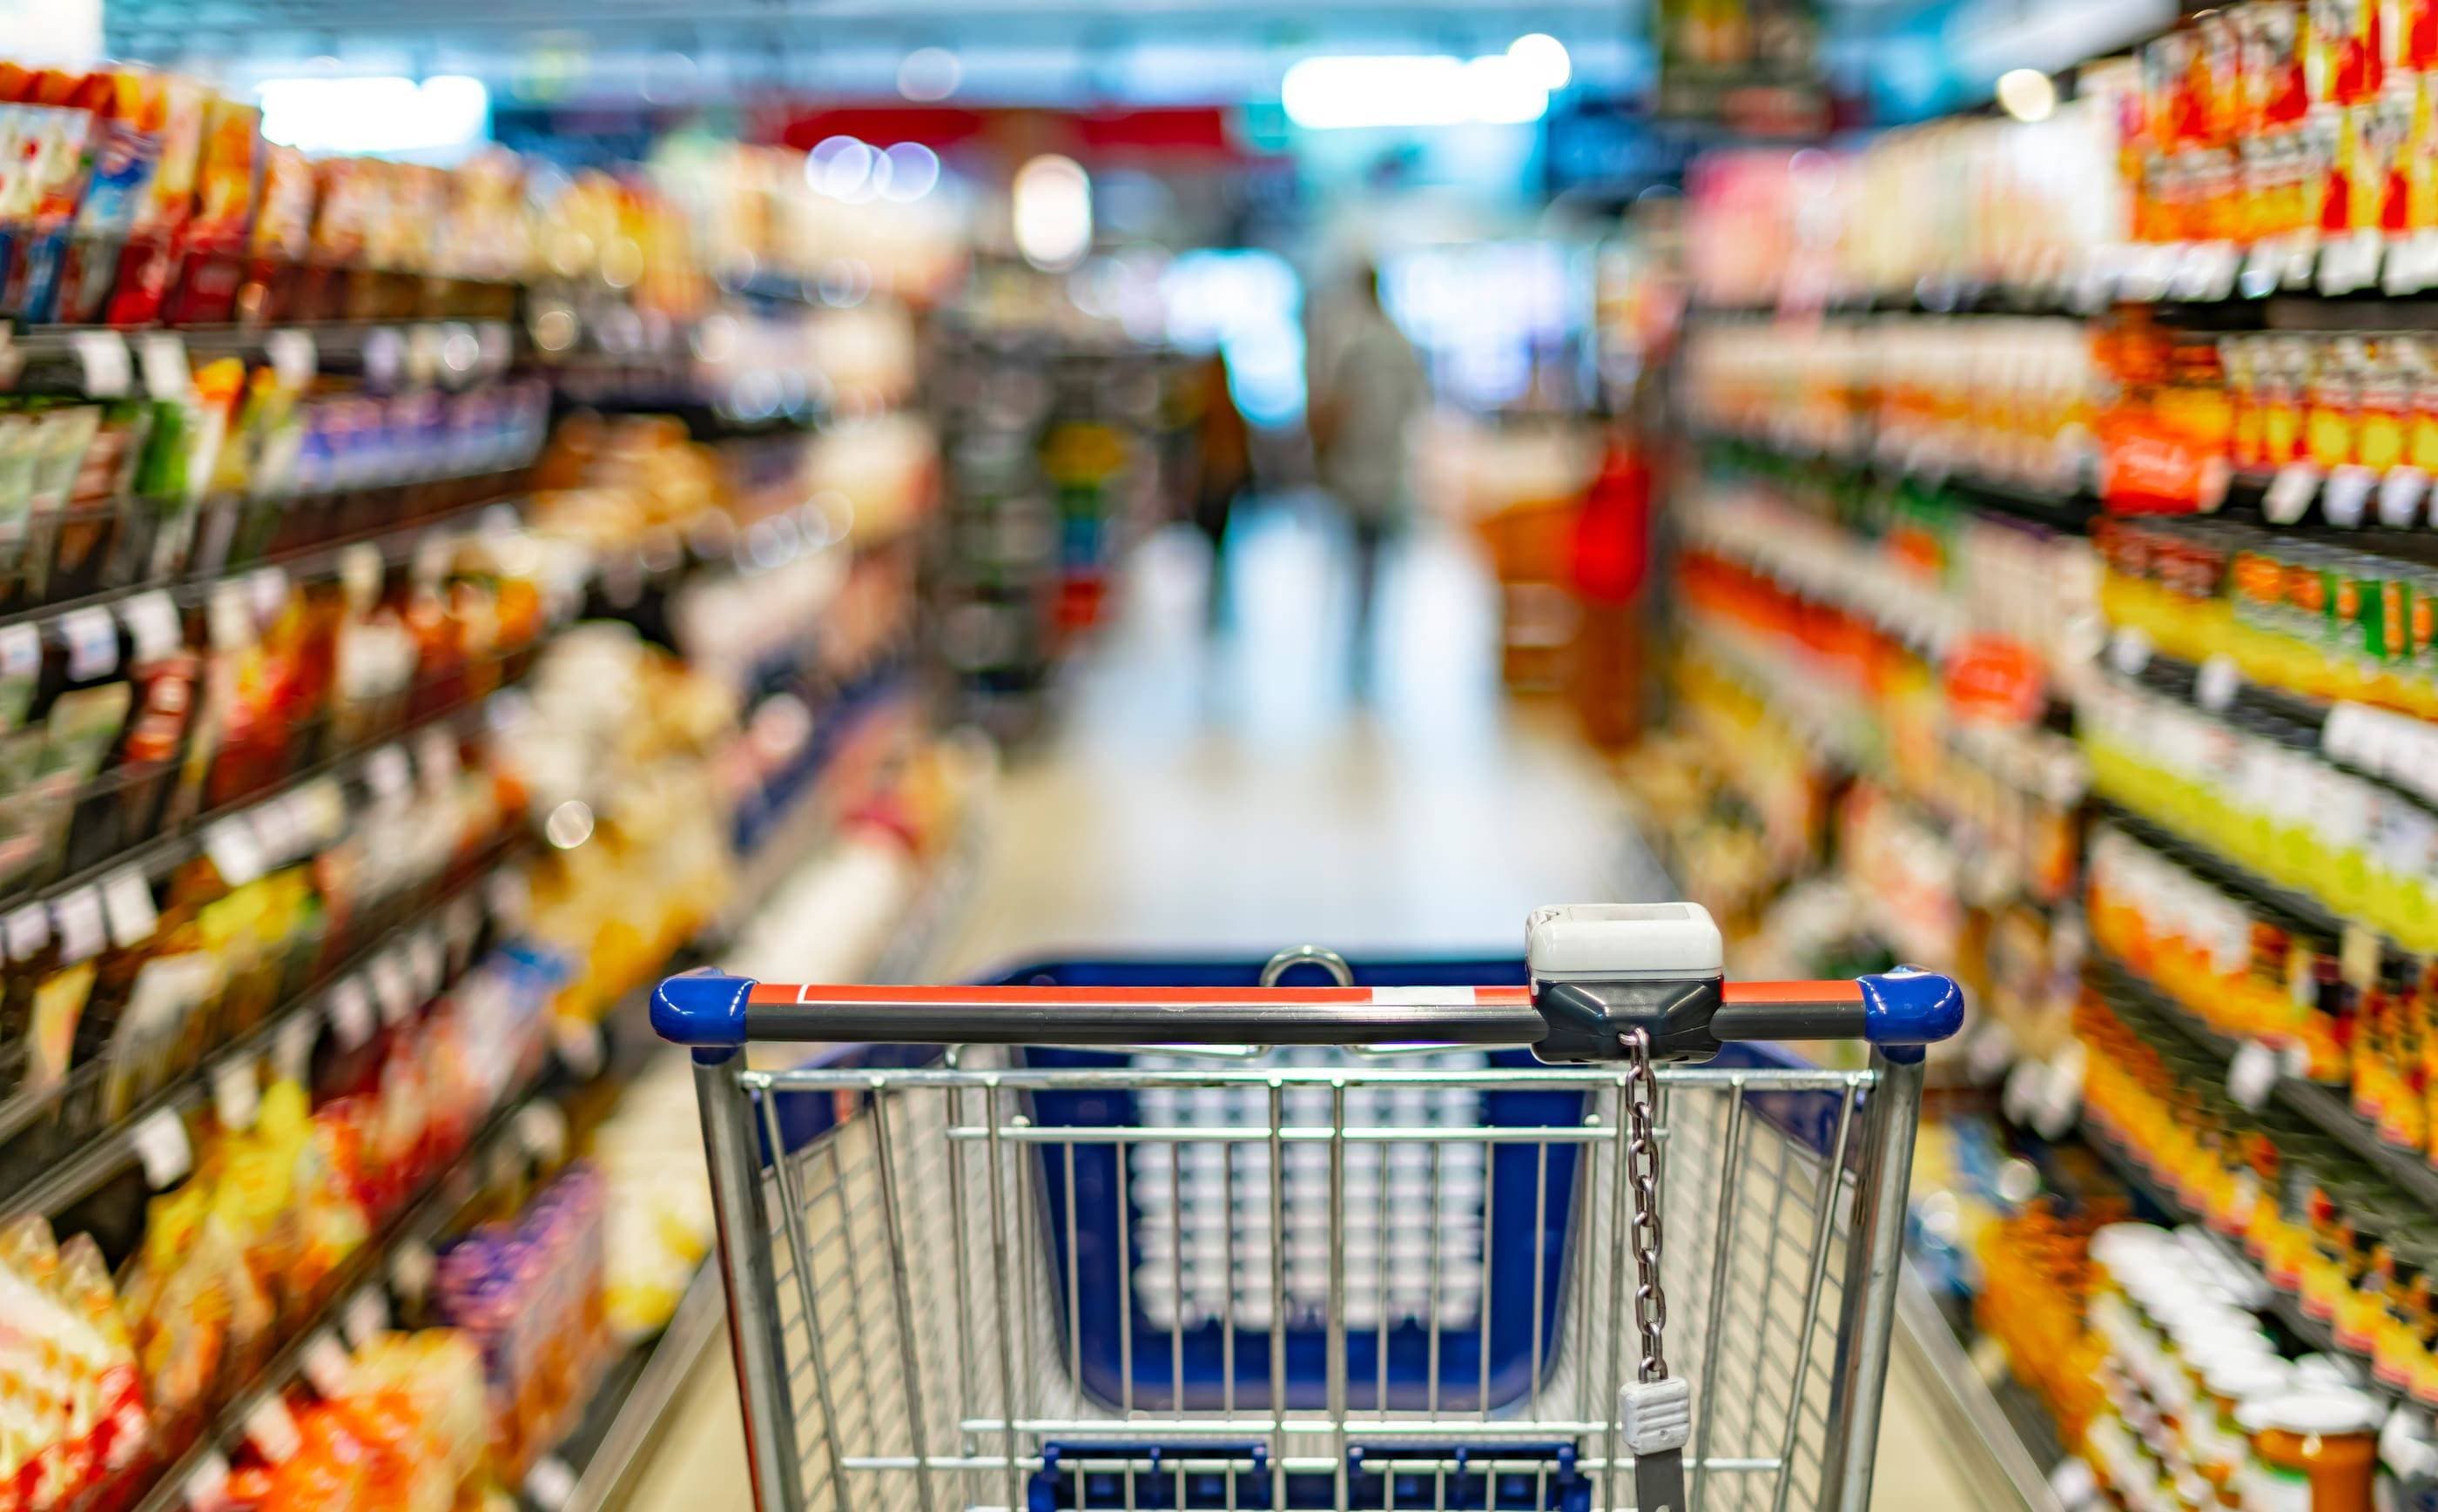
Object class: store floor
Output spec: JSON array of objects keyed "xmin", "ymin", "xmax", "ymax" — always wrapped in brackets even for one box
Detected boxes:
[{"xmin": 623, "ymin": 503, "xmax": 1981, "ymax": 1511}]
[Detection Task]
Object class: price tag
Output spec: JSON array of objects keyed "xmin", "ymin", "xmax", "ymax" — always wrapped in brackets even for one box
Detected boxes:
[
  {"xmin": 2228, "ymin": 1039, "xmax": 2280, "ymax": 1111},
  {"xmin": 290, "ymin": 778, "xmax": 347, "ymax": 850},
  {"xmin": 362, "ymin": 327, "xmax": 407, "ymax": 391},
  {"xmin": 515, "ymin": 1099, "xmax": 569, "ymax": 1163},
  {"xmin": 2195, "ymin": 655, "xmax": 2242, "ymax": 713},
  {"xmin": 0, "ymin": 622, "xmax": 36, "ymax": 682},
  {"xmin": 526, "ymin": 1455, "xmax": 576, "ymax": 1512},
  {"xmin": 265, "ymin": 329, "xmax": 316, "ymax": 388},
  {"xmin": 183, "ymin": 1448, "xmax": 231, "ymax": 1511},
  {"xmin": 328, "ymin": 978, "xmax": 376, "ymax": 1051},
  {"xmin": 4, "ymin": 902, "xmax": 49, "ymax": 962},
  {"xmin": 131, "ymin": 1108, "xmax": 192, "ymax": 1189},
  {"xmin": 248, "ymin": 797, "xmax": 301, "ymax": 869},
  {"xmin": 212, "ymin": 1055, "xmax": 259, "ymax": 1132},
  {"xmin": 247, "ymin": 566, "xmax": 288, "ymax": 623},
  {"xmin": 136, "ymin": 332, "xmax": 189, "ymax": 400},
  {"xmin": 2342, "ymin": 922, "xmax": 2382, "ymax": 990},
  {"xmin": 342, "ymin": 1286, "xmax": 388, "ymax": 1349},
  {"xmin": 2320, "ymin": 229, "xmax": 2385, "ymax": 293},
  {"xmin": 205, "ymin": 581, "xmax": 253, "ymax": 653},
  {"xmin": 100, "ymin": 865, "xmax": 158, "ymax": 949},
  {"xmin": 202, "ymin": 818, "xmax": 267, "ymax": 888},
  {"xmin": 368, "ymin": 951, "xmax": 414, "ymax": 1025},
  {"xmin": 2266, "ymin": 463, "xmax": 2323, "ymax": 525},
  {"xmin": 389, "ymin": 1238, "xmax": 435, "ymax": 1306},
  {"xmin": 2381, "ymin": 467, "xmax": 2428, "ymax": 528},
  {"xmin": 2108, "ymin": 625, "xmax": 2153, "ymax": 678},
  {"xmin": 2050, "ymin": 1456, "xmax": 2099, "ymax": 1511},
  {"xmin": 406, "ymin": 929, "xmax": 445, "ymax": 999},
  {"xmin": 57, "ymin": 606, "xmax": 117, "ymax": 682},
  {"xmin": 243, "ymin": 1394, "xmax": 301, "ymax": 1463},
  {"xmin": 364, "ymin": 743, "xmax": 411, "ymax": 799},
  {"xmin": 553, "ymin": 1015, "xmax": 604, "ymax": 1079},
  {"xmin": 2031, "ymin": 1042, "xmax": 2086, "ymax": 1140},
  {"xmin": 273, "ymin": 1008, "xmax": 320, "ymax": 1085},
  {"xmin": 2324, "ymin": 464, "xmax": 2377, "ymax": 528},
  {"xmin": 52, "ymin": 887, "xmax": 104, "ymax": 964},
  {"xmin": 119, "ymin": 591, "xmax": 180, "ymax": 664},
  {"xmin": 70, "ymin": 329, "xmax": 131, "ymax": 397},
  {"xmin": 300, "ymin": 1330, "xmax": 351, "ymax": 1398}
]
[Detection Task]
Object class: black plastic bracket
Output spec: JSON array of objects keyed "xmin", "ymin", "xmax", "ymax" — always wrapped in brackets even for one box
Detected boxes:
[{"xmin": 1532, "ymin": 977, "xmax": 1724, "ymax": 1063}]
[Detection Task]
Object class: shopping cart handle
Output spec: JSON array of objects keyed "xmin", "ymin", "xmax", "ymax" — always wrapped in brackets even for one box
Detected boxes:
[{"xmin": 654, "ymin": 966, "xmax": 1964, "ymax": 1064}]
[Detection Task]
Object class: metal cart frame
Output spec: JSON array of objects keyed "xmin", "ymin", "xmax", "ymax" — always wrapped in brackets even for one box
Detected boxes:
[{"xmin": 657, "ymin": 919, "xmax": 1962, "ymax": 1512}]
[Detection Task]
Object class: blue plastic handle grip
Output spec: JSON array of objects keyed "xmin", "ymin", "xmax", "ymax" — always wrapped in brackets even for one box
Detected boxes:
[{"xmin": 1855, "ymin": 968, "xmax": 1967, "ymax": 1064}]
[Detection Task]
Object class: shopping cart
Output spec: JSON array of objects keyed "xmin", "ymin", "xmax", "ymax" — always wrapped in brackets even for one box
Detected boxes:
[{"xmin": 655, "ymin": 904, "xmax": 1963, "ymax": 1512}]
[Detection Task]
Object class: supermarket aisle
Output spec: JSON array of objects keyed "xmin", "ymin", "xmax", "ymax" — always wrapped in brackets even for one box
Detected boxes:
[{"xmin": 625, "ymin": 505, "xmax": 1974, "ymax": 1512}]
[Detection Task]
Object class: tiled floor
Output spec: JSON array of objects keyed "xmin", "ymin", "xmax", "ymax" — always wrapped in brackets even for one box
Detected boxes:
[{"xmin": 624, "ymin": 505, "xmax": 1981, "ymax": 1509}]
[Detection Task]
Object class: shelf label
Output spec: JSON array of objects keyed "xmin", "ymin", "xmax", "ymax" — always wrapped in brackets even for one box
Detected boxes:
[
  {"xmin": 119, "ymin": 591, "xmax": 180, "ymax": 664},
  {"xmin": 265, "ymin": 329, "xmax": 316, "ymax": 388},
  {"xmin": 526, "ymin": 1455, "xmax": 576, "ymax": 1512},
  {"xmin": 342, "ymin": 1286, "xmax": 388, "ymax": 1349},
  {"xmin": 368, "ymin": 951, "xmax": 414, "ymax": 1026},
  {"xmin": 203, "ymin": 818, "xmax": 267, "ymax": 889},
  {"xmin": 553, "ymin": 1017, "xmax": 604, "ymax": 1080},
  {"xmin": 273, "ymin": 1008, "xmax": 320, "ymax": 1085},
  {"xmin": 515, "ymin": 1099, "xmax": 569, "ymax": 1163},
  {"xmin": 327, "ymin": 977, "xmax": 375, "ymax": 1051},
  {"xmin": 300, "ymin": 1330, "xmax": 351, "ymax": 1398},
  {"xmin": 131, "ymin": 1107, "xmax": 192, "ymax": 1189},
  {"xmin": 183, "ymin": 1448, "xmax": 231, "ymax": 1511},
  {"xmin": 2228, "ymin": 1040, "xmax": 2280, "ymax": 1111},
  {"xmin": 51, "ymin": 887, "xmax": 104, "ymax": 964},
  {"xmin": 2107, "ymin": 626, "xmax": 2152, "ymax": 678},
  {"xmin": 243, "ymin": 1394, "xmax": 301, "ymax": 1463},
  {"xmin": 4, "ymin": 902, "xmax": 49, "ymax": 962},
  {"xmin": 100, "ymin": 866, "xmax": 158, "ymax": 950},
  {"xmin": 406, "ymin": 929, "xmax": 445, "ymax": 1000},
  {"xmin": 70, "ymin": 330, "xmax": 130, "ymax": 397},
  {"xmin": 137, "ymin": 333, "xmax": 189, "ymax": 401},
  {"xmin": 205, "ymin": 581, "xmax": 253, "ymax": 652},
  {"xmin": 2265, "ymin": 463, "xmax": 2323, "ymax": 525},
  {"xmin": 2381, "ymin": 466, "xmax": 2429, "ymax": 527},
  {"xmin": 390, "ymin": 1238, "xmax": 435, "ymax": 1306},
  {"xmin": 2195, "ymin": 655, "xmax": 2242, "ymax": 713},
  {"xmin": 212, "ymin": 1055, "xmax": 259, "ymax": 1132},
  {"xmin": 2323, "ymin": 464, "xmax": 2377, "ymax": 528},
  {"xmin": 364, "ymin": 743, "xmax": 411, "ymax": 800},
  {"xmin": 248, "ymin": 566, "xmax": 289, "ymax": 622},
  {"xmin": 58, "ymin": 605, "xmax": 117, "ymax": 682}
]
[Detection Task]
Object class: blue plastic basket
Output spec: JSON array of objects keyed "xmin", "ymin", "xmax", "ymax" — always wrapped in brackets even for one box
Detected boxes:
[{"xmin": 1000, "ymin": 954, "xmax": 1586, "ymax": 1415}]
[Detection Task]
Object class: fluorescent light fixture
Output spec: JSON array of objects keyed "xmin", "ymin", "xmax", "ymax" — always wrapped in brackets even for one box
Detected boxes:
[
  {"xmin": 1995, "ymin": 66, "xmax": 2058, "ymax": 122},
  {"xmin": 1280, "ymin": 53, "xmax": 1551, "ymax": 130},
  {"xmin": 879, "ymin": 143, "xmax": 941, "ymax": 202},
  {"xmin": 1507, "ymin": 33, "xmax": 1572, "ymax": 91},
  {"xmin": 898, "ymin": 46, "xmax": 963, "ymax": 102},
  {"xmin": 1012, "ymin": 154, "xmax": 1092, "ymax": 271},
  {"xmin": 258, "ymin": 74, "xmax": 490, "ymax": 158}
]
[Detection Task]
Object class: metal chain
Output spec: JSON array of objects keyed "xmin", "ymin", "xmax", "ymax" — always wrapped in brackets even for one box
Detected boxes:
[{"xmin": 1622, "ymin": 1026, "xmax": 1669, "ymax": 1382}]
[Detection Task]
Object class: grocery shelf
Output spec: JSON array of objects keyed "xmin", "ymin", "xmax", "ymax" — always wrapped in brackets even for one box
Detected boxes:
[
  {"xmin": 5, "ymin": 317, "xmax": 522, "ymax": 395},
  {"xmin": 535, "ymin": 1266, "xmax": 723, "ymax": 1512},
  {"xmin": 1699, "ymin": 432, "xmax": 2101, "ymax": 535},
  {"xmin": 2089, "ymin": 953, "xmax": 2438, "ymax": 1216},
  {"xmin": 124, "ymin": 1059, "xmax": 574, "ymax": 1512},
  {"xmin": 1892, "ymin": 1264, "xmax": 2068, "ymax": 1512},
  {"xmin": 2087, "ymin": 799, "xmax": 2355, "ymax": 952},
  {"xmin": 0, "ymin": 839, "xmax": 529, "ymax": 1218},
  {"xmin": 2078, "ymin": 1124, "xmax": 2408, "ymax": 1408},
  {"xmin": 0, "ymin": 637, "xmax": 543, "ymax": 918}
]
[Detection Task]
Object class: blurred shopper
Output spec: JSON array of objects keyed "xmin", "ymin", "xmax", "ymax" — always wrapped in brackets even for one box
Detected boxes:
[
  {"xmin": 1309, "ymin": 261, "xmax": 1428, "ymax": 689},
  {"xmin": 1186, "ymin": 347, "xmax": 1252, "ymax": 632}
]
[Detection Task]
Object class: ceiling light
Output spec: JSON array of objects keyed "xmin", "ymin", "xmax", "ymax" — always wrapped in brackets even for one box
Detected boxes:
[
  {"xmin": 1995, "ymin": 67, "xmax": 2057, "ymax": 123},
  {"xmin": 1013, "ymin": 155, "xmax": 1092, "ymax": 272},
  {"xmin": 1507, "ymin": 34, "xmax": 1572, "ymax": 91},
  {"xmin": 898, "ymin": 47, "xmax": 962, "ymax": 102}
]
